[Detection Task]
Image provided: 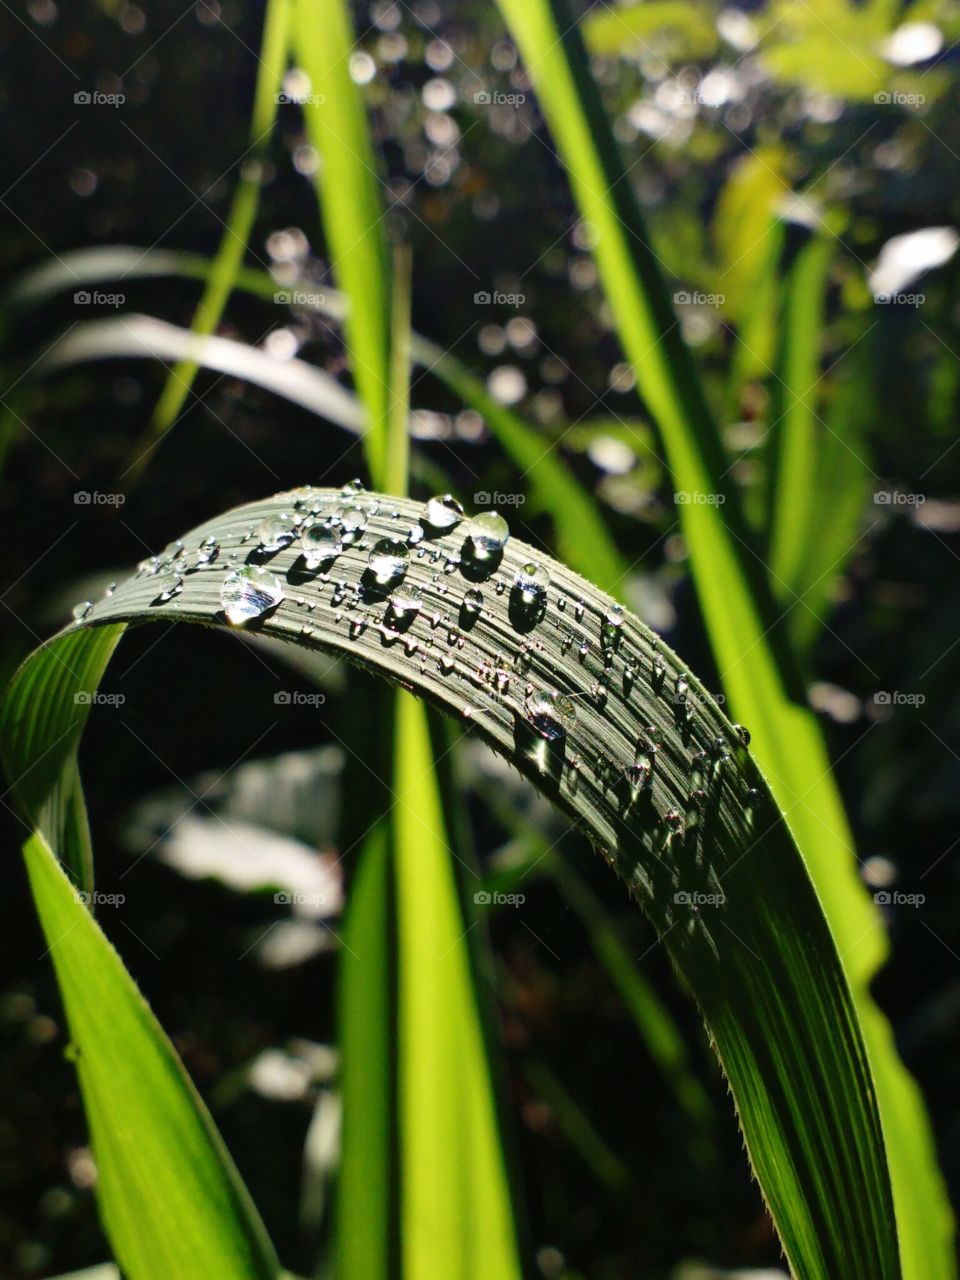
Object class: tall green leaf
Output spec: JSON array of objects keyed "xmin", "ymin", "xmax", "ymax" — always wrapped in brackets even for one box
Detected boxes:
[{"xmin": 491, "ymin": 1, "xmax": 952, "ymax": 1274}]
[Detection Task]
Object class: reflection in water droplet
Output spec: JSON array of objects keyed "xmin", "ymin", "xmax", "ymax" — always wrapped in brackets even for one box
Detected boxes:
[
  {"xmin": 72, "ymin": 600, "xmax": 93, "ymax": 621},
  {"xmin": 407, "ymin": 523, "xmax": 425, "ymax": 546},
  {"xmin": 465, "ymin": 510, "xmax": 509, "ymax": 554},
  {"xmin": 462, "ymin": 587, "xmax": 483, "ymax": 617},
  {"xmin": 734, "ymin": 723, "xmax": 751, "ymax": 747},
  {"xmin": 368, "ymin": 537, "xmax": 409, "ymax": 584},
  {"xmin": 601, "ymin": 602, "xmax": 624, "ymax": 651},
  {"xmin": 423, "ymin": 493, "xmax": 464, "ymax": 530},
  {"xmin": 514, "ymin": 561, "xmax": 550, "ymax": 606},
  {"xmin": 389, "ymin": 583, "xmax": 423, "ymax": 619},
  {"xmin": 257, "ymin": 513, "xmax": 295, "ymax": 551},
  {"xmin": 220, "ymin": 565, "xmax": 284, "ymax": 625},
  {"xmin": 300, "ymin": 523, "xmax": 343, "ymax": 568},
  {"xmin": 341, "ymin": 478, "xmax": 365, "ymax": 496},
  {"xmin": 524, "ymin": 688, "xmax": 577, "ymax": 740}
]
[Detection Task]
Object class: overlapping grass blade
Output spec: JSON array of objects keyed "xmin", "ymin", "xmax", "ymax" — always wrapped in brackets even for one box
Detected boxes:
[
  {"xmin": 1, "ymin": 626, "xmax": 278, "ymax": 1279},
  {"xmin": 490, "ymin": 0, "xmax": 951, "ymax": 1272},
  {"xmin": 2, "ymin": 487, "xmax": 902, "ymax": 1279}
]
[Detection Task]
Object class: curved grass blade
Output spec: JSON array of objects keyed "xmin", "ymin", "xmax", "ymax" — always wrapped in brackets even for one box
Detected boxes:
[
  {"xmin": 491, "ymin": 1, "xmax": 952, "ymax": 1270},
  {"xmin": 2, "ymin": 486, "xmax": 901, "ymax": 1278}
]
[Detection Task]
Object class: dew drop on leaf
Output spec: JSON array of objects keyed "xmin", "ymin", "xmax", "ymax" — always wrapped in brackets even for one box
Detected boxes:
[
  {"xmin": 300, "ymin": 522, "xmax": 343, "ymax": 569},
  {"xmin": 220, "ymin": 565, "xmax": 284, "ymax": 625},
  {"xmin": 465, "ymin": 510, "xmax": 509, "ymax": 554},
  {"xmin": 523, "ymin": 688, "xmax": 577, "ymax": 740},
  {"xmin": 368, "ymin": 537, "xmax": 409, "ymax": 585},
  {"xmin": 423, "ymin": 493, "xmax": 465, "ymax": 531}
]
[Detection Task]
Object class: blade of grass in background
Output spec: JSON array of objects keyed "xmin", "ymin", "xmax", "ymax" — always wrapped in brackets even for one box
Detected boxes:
[
  {"xmin": 492, "ymin": 0, "xmax": 953, "ymax": 1273},
  {"xmin": 130, "ymin": 0, "xmax": 291, "ymax": 474},
  {"xmin": 2, "ymin": 487, "xmax": 909, "ymax": 1280},
  {"xmin": 767, "ymin": 233, "xmax": 835, "ymax": 613},
  {"xmin": 1, "ymin": 634, "xmax": 279, "ymax": 1280},
  {"xmin": 294, "ymin": 0, "xmax": 392, "ymax": 484},
  {"xmin": 6, "ymin": 247, "xmax": 627, "ymax": 595}
]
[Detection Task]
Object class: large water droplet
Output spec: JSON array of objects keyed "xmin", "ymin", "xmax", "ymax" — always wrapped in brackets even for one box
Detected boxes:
[
  {"xmin": 524, "ymin": 688, "xmax": 577, "ymax": 740},
  {"xmin": 153, "ymin": 572, "xmax": 183, "ymax": 604},
  {"xmin": 465, "ymin": 510, "xmax": 509, "ymax": 554},
  {"xmin": 368, "ymin": 537, "xmax": 409, "ymax": 585},
  {"xmin": 220, "ymin": 565, "xmax": 284, "ymax": 625},
  {"xmin": 257, "ymin": 513, "xmax": 295, "ymax": 552},
  {"xmin": 733, "ymin": 723, "xmax": 751, "ymax": 747},
  {"xmin": 341, "ymin": 478, "xmax": 366, "ymax": 496},
  {"xmin": 72, "ymin": 600, "xmax": 93, "ymax": 621},
  {"xmin": 514, "ymin": 561, "xmax": 550, "ymax": 606},
  {"xmin": 300, "ymin": 522, "xmax": 343, "ymax": 569},
  {"xmin": 389, "ymin": 583, "xmax": 423, "ymax": 620},
  {"xmin": 423, "ymin": 493, "xmax": 464, "ymax": 531}
]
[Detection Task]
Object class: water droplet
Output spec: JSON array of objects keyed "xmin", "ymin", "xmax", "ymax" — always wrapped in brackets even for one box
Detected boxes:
[
  {"xmin": 220, "ymin": 565, "xmax": 284, "ymax": 625},
  {"xmin": 341, "ymin": 478, "xmax": 365, "ymax": 496},
  {"xmin": 196, "ymin": 536, "xmax": 219, "ymax": 566},
  {"xmin": 465, "ymin": 510, "xmax": 509, "ymax": 554},
  {"xmin": 514, "ymin": 561, "xmax": 550, "ymax": 606},
  {"xmin": 407, "ymin": 523, "xmax": 425, "ymax": 546},
  {"xmin": 72, "ymin": 600, "xmax": 93, "ymax": 621},
  {"xmin": 300, "ymin": 522, "xmax": 343, "ymax": 569},
  {"xmin": 523, "ymin": 688, "xmax": 577, "ymax": 740},
  {"xmin": 153, "ymin": 572, "xmax": 183, "ymax": 604},
  {"xmin": 368, "ymin": 537, "xmax": 409, "ymax": 585},
  {"xmin": 340, "ymin": 507, "xmax": 368, "ymax": 540},
  {"xmin": 257, "ymin": 513, "xmax": 295, "ymax": 552},
  {"xmin": 733, "ymin": 723, "xmax": 751, "ymax": 747},
  {"xmin": 462, "ymin": 587, "xmax": 483, "ymax": 618},
  {"xmin": 675, "ymin": 672, "xmax": 689, "ymax": 704},
  {"xmin": 389, "ymin": 583, "xmax": 423, "ymax": 619},
  {"xmin": 601, "ymin": 602, "xmax": 624, "ymax": 651},
  {"xmin": 423, "ymin": 493, "xmax": 464, "ymax": 531}
]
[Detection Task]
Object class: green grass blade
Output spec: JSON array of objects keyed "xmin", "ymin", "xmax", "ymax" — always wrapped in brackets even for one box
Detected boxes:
[
  {"xmin": 767, "ymin": 234, "xmax": 835, "ymax": 611},
  {"xmin": 491, "ymin": 2, "xmax": 952, "ymax": 1271},
  {"xmin": 1, "ymin": 486, "xmax": 908, "ymax": 1280},
  {"xmin": 6, "ymin": 248, "xmax": 626, "ymax": 593},
  {"xmin": 138, "ymin": 0, "xmax": 291, "ymax": 462},
  {"xmin": 293, "ymin": 0, "xmax": 392, "ymax": 478}
]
